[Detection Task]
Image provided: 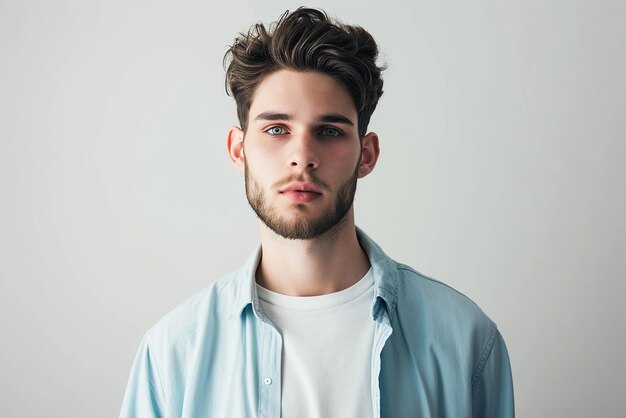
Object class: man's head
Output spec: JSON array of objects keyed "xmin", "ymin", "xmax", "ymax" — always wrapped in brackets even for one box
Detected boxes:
[
  {"xmin": 224, "ymin": 7, "xmax": 384, "ymax": 138},
  {"xmin": 224, "ymin": 9, "xmax": 385, "ymax": 240}
]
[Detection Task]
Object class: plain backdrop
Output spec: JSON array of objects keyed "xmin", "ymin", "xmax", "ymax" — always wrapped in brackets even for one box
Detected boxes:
[{"xmin": 1, "ymin": 0, "xmax": 624, "ymax": 417}]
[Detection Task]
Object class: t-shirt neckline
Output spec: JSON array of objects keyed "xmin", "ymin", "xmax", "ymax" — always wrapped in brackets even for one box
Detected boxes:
[{"xmin": 256, "ymin": 268, "xmax": 374, "ymax": 311}]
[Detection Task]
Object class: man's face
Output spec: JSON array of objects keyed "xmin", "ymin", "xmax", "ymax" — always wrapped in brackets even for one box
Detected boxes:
[{"xmin": 239, "ymin": 69, "xmax": 364, "ymax": 240}]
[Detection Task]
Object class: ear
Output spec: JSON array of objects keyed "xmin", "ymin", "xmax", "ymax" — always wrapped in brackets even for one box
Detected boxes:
[
  {"xmin": 357, "ymin": 132, "xmax": 380, "ymax": 178},
  {"xmin": 227, "ymin": 125, "xmax": 245, "ymax": 172}
]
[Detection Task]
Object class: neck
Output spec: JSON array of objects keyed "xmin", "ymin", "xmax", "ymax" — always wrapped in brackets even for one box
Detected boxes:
[{"xmin": 255, "ymin": 211, "xmax": 370, "ymax": 296}]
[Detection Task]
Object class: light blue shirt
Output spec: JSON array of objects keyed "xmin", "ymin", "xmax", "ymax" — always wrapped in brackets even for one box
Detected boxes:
[{"xmin": 120, "ymin": 228, "xmax": 514, "ymax": 417}]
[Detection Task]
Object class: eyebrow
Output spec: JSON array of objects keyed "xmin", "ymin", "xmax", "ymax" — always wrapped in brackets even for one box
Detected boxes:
[
  {"xmin": 254, "ymin": 112, "xmax": 354, "ymax": 126},
  {"xmin": 319, "ymin": 113, "xmax": 354, "ymax": 126},
  {"xmin": 254, "ymin": 112, "xmax": 292, "ymax": 121}
]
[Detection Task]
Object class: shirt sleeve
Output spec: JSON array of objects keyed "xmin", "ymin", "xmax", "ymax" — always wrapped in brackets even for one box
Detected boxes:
[
  {"xmin": 119, "ymin": 335, "xmax": 166, "ymax": 418},
  {"xmin": 472, "ymin": 330, "xmax": 515, "ymax": 418}
]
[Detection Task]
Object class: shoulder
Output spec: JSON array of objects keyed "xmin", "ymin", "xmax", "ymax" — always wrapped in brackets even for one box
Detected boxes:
[
  {"xmin": 387, "ymin": 262, "xmax": 503, "ymax": 381},
  {"xmin": 398, "ymin": 263, "xmax": 491, "ymax": 318},
  {"xmin": 144, "ymin": 269, "xmax": 244, "ymax": 351},
  {"xmin": 358, "ymin": 227, "xmax": 495, "ymax": 336},
  {"xmin": 392, "ymin": 261, "xmax": 497, "ymax": 346}
]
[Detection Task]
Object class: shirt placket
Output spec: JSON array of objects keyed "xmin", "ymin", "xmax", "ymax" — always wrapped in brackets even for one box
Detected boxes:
[
  {"xmin": 258, "ymin": 320, "xmax": 282, "ymax": 418},
  {"xmin": 371, "ymin": 300, "xmax": 393, "ymax": 418}
]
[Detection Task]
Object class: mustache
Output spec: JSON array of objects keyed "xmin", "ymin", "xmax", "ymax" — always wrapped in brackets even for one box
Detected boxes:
[{"xmin": 272, "ymin": 174, "xmax": 331, "ymax": 191}]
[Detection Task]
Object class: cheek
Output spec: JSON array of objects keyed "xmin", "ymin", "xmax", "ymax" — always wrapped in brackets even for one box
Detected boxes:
[
  {"xmin": 324, "ymin": 145, "xmax": 361, "ymax": 171},
  {"xmin": 244, "ymin": 147, "xmax": 281, "ymax": 180},
  {"xmin": 244, "ymin": 142, "xmax": 270, "ymax": 166}
]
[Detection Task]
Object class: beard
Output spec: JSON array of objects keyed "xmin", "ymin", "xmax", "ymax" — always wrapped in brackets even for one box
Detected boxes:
[{"xmin": 244, "ymin": 161, "xmax": 359, "ymax": 240}]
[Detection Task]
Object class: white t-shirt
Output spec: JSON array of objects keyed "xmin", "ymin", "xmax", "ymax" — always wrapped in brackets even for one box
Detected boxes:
[{"xmin": 257, "ymin": 269, "xmax": 376, "ymax": 418}]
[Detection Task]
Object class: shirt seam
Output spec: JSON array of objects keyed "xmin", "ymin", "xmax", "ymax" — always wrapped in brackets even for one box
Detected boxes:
[
  {"xmin": 397, "ymin": 265, "xmax": 474, "ymax": 301},
  {"xmin": 145, "ymin": 331, "xmax": 168, "ymax": 412},
  {"xmin": 471, "ymin": 324, "xmax": 498, "ymax": 395}
]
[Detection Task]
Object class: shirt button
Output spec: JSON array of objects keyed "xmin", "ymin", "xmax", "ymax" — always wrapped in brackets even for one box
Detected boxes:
[{"xmin": 264, "ymin": 377, "xmax": 272, "ymax": 385}]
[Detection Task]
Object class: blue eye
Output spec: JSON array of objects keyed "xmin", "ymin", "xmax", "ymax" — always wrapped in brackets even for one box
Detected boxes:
[
  {"xmin": 320, "ymin": 127, "xmax": 342, "ymax": 137},
  {"xmin": 266, "ymin": 126, "xmax": 287, "ymax": 135}
]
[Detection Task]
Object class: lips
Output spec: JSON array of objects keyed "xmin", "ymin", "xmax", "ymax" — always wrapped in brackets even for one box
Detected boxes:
[
  {"xmin": 279, "ymin": 182, "xmax": 323, "ymax": 203},
  {"xmin": 279, "ymin": 182, "xmax": 323, "ymax": 194}
]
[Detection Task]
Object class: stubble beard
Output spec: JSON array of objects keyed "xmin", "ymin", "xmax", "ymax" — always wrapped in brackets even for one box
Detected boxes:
[{"xmin": 244, "ymin": 161, "xmax": 359, "ymax": 241}]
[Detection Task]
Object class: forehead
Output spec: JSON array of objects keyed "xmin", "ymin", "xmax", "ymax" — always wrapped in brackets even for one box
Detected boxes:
[{"xmin": 248, "ymin": 69, "xmax": 357, "ymax": 122}]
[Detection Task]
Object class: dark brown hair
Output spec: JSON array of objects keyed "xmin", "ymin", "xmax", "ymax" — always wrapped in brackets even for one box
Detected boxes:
[{"xmin": 224, "ymin": 7, "xmax": 385, "ymax": 138}]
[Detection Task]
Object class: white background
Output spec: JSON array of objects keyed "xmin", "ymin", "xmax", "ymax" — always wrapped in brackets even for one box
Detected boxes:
[{"xmin": 1, "ymin": 1, "xmax": 624, "ymax": 417}]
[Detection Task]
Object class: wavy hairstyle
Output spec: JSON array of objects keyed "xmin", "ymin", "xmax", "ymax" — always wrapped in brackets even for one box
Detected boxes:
[{"xmin": 224, "ymin": 7, "xmax": 385, "ymax": 138}]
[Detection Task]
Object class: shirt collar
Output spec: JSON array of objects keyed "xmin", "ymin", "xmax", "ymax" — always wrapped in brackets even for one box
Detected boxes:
[
  {"xmin": 230, "ymin": 227, "xmax": 399, "ymax": 322},
  {"xmin": 355, "ymin": 227, "xmax": 399, "ymax": 322},
  {"xmin": 231, "ymin": 244, "xmax": 262, "ymax": 319}
]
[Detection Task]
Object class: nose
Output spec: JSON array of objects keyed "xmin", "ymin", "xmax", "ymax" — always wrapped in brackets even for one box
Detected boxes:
[{"xmin": 288, "ymin": 131, "xmax": 319, "ymax": 170}]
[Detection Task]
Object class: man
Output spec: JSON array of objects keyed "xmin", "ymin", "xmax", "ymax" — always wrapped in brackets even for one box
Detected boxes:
[{"xmin": 120, "ymin": 8, "xmax": 514, "ymax": 418}]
